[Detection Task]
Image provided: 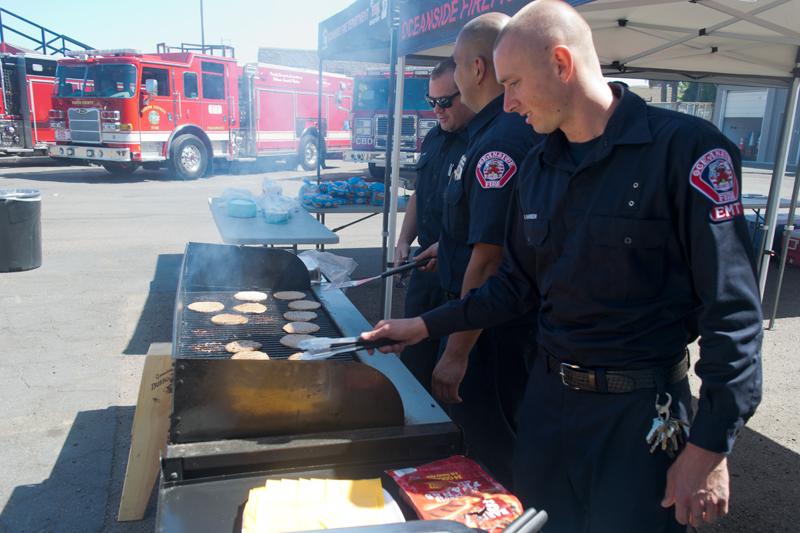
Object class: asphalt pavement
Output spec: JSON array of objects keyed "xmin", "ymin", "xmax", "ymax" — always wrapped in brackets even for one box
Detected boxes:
[{"xmin": 0, "ymin": 160, "xmax": 797, "ymax": 532}]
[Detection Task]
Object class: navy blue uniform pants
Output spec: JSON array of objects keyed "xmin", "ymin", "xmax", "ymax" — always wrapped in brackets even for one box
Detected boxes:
[
  {"xmin": 514, "ymin": 354, "xmax": 691, "ymax": 532},
  {"xmin": 400, "ymin": 268, "xmax": 449, "ymax": 392},
  {"xmin": 445, "ymin": 322, "xmax": 537, "ymax": 490}
]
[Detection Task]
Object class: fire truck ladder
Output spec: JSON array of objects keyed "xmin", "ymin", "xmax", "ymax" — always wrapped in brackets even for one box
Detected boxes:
[
  {"xmin": 0, "ymin": 8, "xmax": 93, "ymax": 56},
  {"xmin": 156, "ymin": 42, "xmax": 235, "ymax": 58}
]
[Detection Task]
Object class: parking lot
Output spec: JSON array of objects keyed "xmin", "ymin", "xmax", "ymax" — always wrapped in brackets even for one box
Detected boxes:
[{"xmin": 0, "ymin": 160, "xmax": 798, "ymax": 532}]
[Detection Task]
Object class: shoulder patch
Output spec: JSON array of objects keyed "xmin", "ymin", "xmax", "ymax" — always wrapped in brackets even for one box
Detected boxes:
[
  {"xmin": 475, "ymin": 151, "xmax": 517, "ymax": 189},
  {"xmin": 689, "ymin": 148, "xmax": 743, "ymax": 222}
]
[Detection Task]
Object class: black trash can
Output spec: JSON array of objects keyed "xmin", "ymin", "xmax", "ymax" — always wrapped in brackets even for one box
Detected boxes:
[{"xmin": 0, "ymin": 189, "xmax": 42, "ymax": 272}]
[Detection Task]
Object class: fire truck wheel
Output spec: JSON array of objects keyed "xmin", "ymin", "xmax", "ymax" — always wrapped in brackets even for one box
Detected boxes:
[
  {"xmin": 102, "ymin": 162, "xmax": 140, "ymax": 176},
  {"xmin": 299, "ymin": 135, "xmax": 324, "ymax": 171},
  {"xmin": 169, "ymin": 134, "xmax": 208, "ymax": 180}
]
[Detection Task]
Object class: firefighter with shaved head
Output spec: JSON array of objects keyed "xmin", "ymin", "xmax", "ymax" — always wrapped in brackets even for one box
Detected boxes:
[
  {"xmin": 364, "ymin": 1, "xmax": 762, "ymax": 530},
  {"xmin": 412, "ymin": 12, "xmax": 544, "ymax": 488}
]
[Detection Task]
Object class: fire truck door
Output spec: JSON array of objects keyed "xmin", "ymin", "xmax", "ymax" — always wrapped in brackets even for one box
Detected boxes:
[
  {"xmin": 178, "ymin": 70, "xmax": 201, "ymax": 123},
  {"xmin": 140, "ymin": 66, "xmax": 175, "ymax": 147},
  {"xmin": 198, "ymin": 61, "xmax": 229, "ymax": 154},
  {"xmin": 24, "ymin": 58, "xmax": 57, "ymax": 146}
]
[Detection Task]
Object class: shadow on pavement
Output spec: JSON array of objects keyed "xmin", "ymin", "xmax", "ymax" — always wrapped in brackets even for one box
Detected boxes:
[
  {"xmin": 0, "ymin": 160, "xmax": 252, "ymax": 184},
  {"xmin": 0, "ymin": 167, "xmax": 170, "ymax": 184},
  {"xmin": 0, "ymin": 156, "xmax": 72, "ymax": 168},
  {"xmin": 123, "ymin": 254, "xmax": 183, "ymax": 355},
  {"xmin": 698, "ymin": 425, "xmax": 800, "ymax": 533},
  {"xmin": 0, "ymin": 159, "xmax": 372, "ymax": 185},
  {"xmin": 0, "ymin": 406, "xmax": 155, "ymax": 533}
]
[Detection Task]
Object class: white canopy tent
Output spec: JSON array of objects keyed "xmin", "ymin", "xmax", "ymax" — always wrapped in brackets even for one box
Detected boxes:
[
  {"xmin": 576, "ymin": 0, "xmax": 800, "ymax": 324},
  {"xmin": 382, "ymin": 0, "xmax": 800, "ymax": 319}
]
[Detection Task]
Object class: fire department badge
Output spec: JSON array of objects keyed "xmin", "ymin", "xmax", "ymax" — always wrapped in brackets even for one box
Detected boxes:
[
  {"xmin": 147, "ymin": 110, "xmax": 160, "ymax": 125},
  {"xmin": 475, "ymin": 151, "xmax": 517, "ymax": 189},
  {"xmin": 453, "ymin": 154, "xmax": 466, "ymax": 181},
  {"xmin": 689, "ymin": 148, "xmax": 742, "ymax": 222}
]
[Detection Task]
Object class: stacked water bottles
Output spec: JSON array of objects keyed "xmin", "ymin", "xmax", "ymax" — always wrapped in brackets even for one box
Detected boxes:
[{"xmin": 298, "ymin": 177, "xmax": 397, "ymax": 209}]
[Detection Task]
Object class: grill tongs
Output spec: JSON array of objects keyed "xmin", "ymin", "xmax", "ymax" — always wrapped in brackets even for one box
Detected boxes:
[
  {"xmin": 323, "ymin": 257, "xmax": 432, "ymax": 290},
  {"xmin": 295, "ymin": 336, "xmax": 397, "ymax": 360}
]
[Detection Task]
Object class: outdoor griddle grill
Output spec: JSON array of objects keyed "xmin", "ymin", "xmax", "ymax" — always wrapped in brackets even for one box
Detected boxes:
[{"xmin": 156, "ymin": 242, "xmax": 465, "ymax": 532}]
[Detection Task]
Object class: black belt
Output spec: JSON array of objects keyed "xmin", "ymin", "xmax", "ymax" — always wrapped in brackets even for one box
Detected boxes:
[{"xmin": 546, "ymin": 352, "xmax": 689, "ymax": 394}]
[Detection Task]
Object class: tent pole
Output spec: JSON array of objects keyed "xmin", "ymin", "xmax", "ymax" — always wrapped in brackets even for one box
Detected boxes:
[
  {"xmin": 379, "ymin": 5, "xmax": 399, "ymax": 317},
  {"xmin": 756, "ymin": 49, "xmax": 800, "ymax": 298},
  {"xmin": 317, "ymin": 58, "xmax": 323, "ymax": 185},
  {"xmin": 383, "ymin": 54, "xmax": 406, "ymax": 320},
  {"xmin": 767, "ymin": 136, "xmax": 800, "ymax": 329}
]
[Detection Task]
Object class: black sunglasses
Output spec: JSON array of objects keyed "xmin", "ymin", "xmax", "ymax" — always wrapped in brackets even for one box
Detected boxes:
[{"xmin": 425, "ymin": 91, "xmax": 460, "ymax": 109}]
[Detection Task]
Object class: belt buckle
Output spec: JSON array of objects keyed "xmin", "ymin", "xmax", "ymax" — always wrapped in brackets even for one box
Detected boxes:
[{"xmin": 560, "ymin": 362, "xmax": 596, "ymax": 391}]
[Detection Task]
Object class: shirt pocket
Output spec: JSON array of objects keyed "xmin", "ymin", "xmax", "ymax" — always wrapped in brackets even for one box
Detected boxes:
[
  {"xmin": 523, "ymin": 218, "xmax": 549, "ymax": 247},
  {"xmin": 442, "ymin": 179, "xmax": 468, "ymax": 242},
  {"xmin": 415, "ymin": 149, "xmax": 435, "ymax": 172},
  {"xmin": 587, "ymin": 216, "xmax": 670, "ymax": 300}
]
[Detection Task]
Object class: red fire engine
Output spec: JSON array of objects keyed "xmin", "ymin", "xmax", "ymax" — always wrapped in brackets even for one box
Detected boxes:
[
  {"xmin": 344, "ymin": 70, "xmax": 436, "ymax": 179},
  {"xmin": 48, "ymin": 46, "xmax": 353, "ymax": 178},
  {"xmin": 0, "ymin": 45, "xmax": 57, "ymax": 156}
]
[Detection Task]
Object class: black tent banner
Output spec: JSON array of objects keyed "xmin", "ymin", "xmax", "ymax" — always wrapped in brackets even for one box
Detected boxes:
[
  {"xmin": 318, "ymin": 0, "xmax": 392, "ymax": 63},
  {"xmin": 397, "ymin": 0, "xmax": 535, "ymax": 56}
]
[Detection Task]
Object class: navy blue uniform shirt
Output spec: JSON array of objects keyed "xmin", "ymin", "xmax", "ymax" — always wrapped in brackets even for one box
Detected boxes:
[
  {"xmin": 437, "ymin": 94, "xmax": 542, "ymax": 295},
  {"xmin": 424, "ymin": 85, "xmax": 763, "ymax": 454},
  {"xmin": 415, "ymin": 125, "xmax": 469, "ymax": 250}
]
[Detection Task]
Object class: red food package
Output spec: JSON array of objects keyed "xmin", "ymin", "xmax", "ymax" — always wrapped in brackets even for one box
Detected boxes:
[{"xmin": 387, "ymin": 455, "xmax": 523, "ymax": 532}]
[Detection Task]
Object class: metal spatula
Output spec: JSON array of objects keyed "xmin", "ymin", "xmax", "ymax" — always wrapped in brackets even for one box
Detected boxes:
[{"xmin": 323, "ymin": 257, "xmax": 431, "ymax": 291}]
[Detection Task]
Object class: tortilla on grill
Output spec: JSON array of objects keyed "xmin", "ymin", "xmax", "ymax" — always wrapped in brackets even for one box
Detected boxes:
[
  {"xmin": 187, "ymin": 301, "xmax": 225, "ymax": 313},
  {"xmin": 231, "ymin": 350, "xmax": 270, "ymax": 360},
  {"xmin": 273, "ymin": 291, "xmax": 306, "ymax": 301},
  {"xmin": 280, "ymin": 334, "xmax": 316, "ymax": 349},
  {"xmin": 288, "ymin": 300, "xmax": 321, "ymax": 311},
  {"xmin": 233, "ymin": 302, "xmax": 267, "ymax": 314},
  {"xmin": 283, "ymin": 311, "xmax": 318, "ymax": 322},
  {"xmin": 211, "ymin": 313, "xmax": 248, "ymax": 326},
  {"xmin": 287, "ymin": 352, "xmax": 305, "ymax": 360},
  {"xmin": 225, "ymin": 340, "xmax": 262, "ymax": 353},
  {"xmin": 283, "ymin": 321, "xmax": 320, "ymax": 334},
  {"xmin": 234, "ymin": 291, "xmax": 268, "ymax": 302}
]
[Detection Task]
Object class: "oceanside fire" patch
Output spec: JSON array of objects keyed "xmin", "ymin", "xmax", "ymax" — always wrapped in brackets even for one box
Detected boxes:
[
  {"xmin": 475, "ymin": 151, "xmax": 517, "ymax": 189},
  {"xmin": 689, "ymin": 148, "xmax": 743, "ymax": 222}
]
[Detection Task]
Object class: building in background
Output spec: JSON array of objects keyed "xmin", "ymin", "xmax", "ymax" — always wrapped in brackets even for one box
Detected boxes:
[
  {"xmin": 624, "ymin": 80, "xmax": 715, "ymax": 122},
  {"xmin": 712, "ymin": 86, "xmax": 800, "ymax": 168},
  {"xmin": 626, "ymin": 79, "xmax": 798, "ymax": 169}
]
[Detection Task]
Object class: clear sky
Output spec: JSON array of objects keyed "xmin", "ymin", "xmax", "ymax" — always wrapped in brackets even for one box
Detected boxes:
[{"xmin": 0, "ymin": 0, "xmax": 354, "ymax": 63}]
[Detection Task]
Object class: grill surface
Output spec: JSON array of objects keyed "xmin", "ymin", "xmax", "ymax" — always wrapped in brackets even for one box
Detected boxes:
[{"xmin": 177, "ymin": 289, "xmax": 351, "ymax": 360}]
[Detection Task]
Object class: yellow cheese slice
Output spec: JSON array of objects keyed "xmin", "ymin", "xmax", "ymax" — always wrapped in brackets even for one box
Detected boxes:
[
  {"xmin": 298, "ymin": 478, "xmax": 325, "ymax": 504},
  {"xmin": 243, "ymin": 477, "xmax": 388, "ymax": 532},
  {"xmin": 280, "ymin": 478, "xmax": 300, "ymax": 503},
  {"xmin": 241, "ymin": 487, "xmax": 265, "ymax": 533}
]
